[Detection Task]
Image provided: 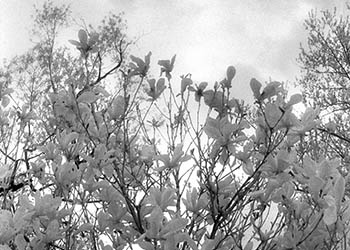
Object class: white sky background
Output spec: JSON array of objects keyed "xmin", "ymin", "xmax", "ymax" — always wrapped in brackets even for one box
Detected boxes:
[{"xmin": 0, "ymin": 0, "xmax": 348, "ymax": 102}]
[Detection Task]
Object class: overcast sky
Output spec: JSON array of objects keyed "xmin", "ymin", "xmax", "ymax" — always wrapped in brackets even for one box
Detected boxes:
[{"xmin": 0, "ymin": 0, "xmax": 348, "ymax": 101}]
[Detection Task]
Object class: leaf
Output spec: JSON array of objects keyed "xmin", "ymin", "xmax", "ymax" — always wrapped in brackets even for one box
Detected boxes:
[
  {"xmin": 250, "ymin": 78, "xmax": 262, "ymax": 100},
  {"xmin": 226, "ymin": 66, "xmax": 236, "ymax": 83}
]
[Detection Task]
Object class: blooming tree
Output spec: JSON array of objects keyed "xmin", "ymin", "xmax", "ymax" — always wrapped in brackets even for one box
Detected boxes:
[
  {"xmin": 297, "ymin": 6, "xmax": 350, "ymax": 177},
  {"xmin": 0, "ymin": 2, "xmax": 349, "ymax": 250}
]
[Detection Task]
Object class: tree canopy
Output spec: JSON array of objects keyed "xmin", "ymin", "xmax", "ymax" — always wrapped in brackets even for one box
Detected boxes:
[
  {"xmin": 298, "ymin": 6, "xmax": 350, "ymax": 183},
  {"xmin": 0, "ymin": 2, "xmax": 349, "ymax": 250}
]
